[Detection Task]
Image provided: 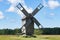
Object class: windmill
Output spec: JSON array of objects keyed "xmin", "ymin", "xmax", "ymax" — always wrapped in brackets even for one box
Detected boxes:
[{"xmin": 16, "ymin": 3, "xmax": 44, "ymax": 36}]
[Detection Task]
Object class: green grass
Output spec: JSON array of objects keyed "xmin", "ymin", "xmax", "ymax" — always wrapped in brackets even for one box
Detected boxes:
[{"xmin": 0, "ymin": 35, "xmax": 60, "ymax": 40}]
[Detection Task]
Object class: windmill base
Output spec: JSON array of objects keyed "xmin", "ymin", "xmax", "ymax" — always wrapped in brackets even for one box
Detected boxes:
[{"xmin": 21, "ymin": 19, "xmax": 34, "ymax": 36}]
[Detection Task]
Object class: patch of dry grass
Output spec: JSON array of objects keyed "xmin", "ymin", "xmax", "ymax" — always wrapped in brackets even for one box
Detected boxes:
[{"xmin": 0, "ymin": 35, "xmax": 60, "ymax": 40}]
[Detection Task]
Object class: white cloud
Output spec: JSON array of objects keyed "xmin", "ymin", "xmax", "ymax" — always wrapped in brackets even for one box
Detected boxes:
[
  {"xmin": 26, "ymin": 7, "xmax": 33, "ymax": 13},
  {"xmin": 7, "ymin": 0, "xmax": 33, "ymax": 13},
  {"xmin": 8, "ymin": 0, "xmax": 18, "ymax": 4},
  {"xmin": 42, "ymin": 0, "xmax": 48, "ymax": 7},
  {"xmin": 0, "ymin": 11, "xmax": 4, "ymax": 19},
  {"xmin": 6, "ymin": 0, "xmax": 20, "ymax": 12},
  {"xmin": 48, "ymin": 0, "xmax": 60, "ymax": 9},
  {"xmin": 0, "ymin": 0, "xmax": 2, "ymax": 2},
  {"xmin": 6, "ymin": 0, "xmax": 33, "ymax": 18},
  {"xmin": 43, "ymin": 0, "xmax": 60, "ymax": 9},
  {"xmin": 8, "ymin": 0, "xmax": 24, "ymax": 4},
  {"xmin": 50, "ymin": 13, "xmax": 55, "ymax": 16},
  {"xmin": 6, "ymin": 6, "xmax": 15, "ymax": 12}
]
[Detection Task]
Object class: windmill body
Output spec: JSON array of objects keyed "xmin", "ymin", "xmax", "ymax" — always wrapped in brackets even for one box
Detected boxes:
[
  {"xmin": 16, "ymin": 3, "xmax": 44, "ymax": 36},
  {"xmin": 22, "ymin": 18, "xmax": 34, "ymax": 35}
]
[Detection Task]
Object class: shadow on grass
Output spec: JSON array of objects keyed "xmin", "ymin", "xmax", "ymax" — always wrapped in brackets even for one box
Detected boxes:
[
  {"xmin": 44, "ymin": 37, "xmax": 50, "ymax": 39},
  {"xmin": 23, "ymin": 35, "xmax": 37, "ymax": 38}
]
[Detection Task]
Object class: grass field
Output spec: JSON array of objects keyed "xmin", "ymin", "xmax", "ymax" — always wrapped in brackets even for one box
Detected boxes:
[{"xmin": 0, "ymin": 35, "xmax": 60, "ymax": 40}]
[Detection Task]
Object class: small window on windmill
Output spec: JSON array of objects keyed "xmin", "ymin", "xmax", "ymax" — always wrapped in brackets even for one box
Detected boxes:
[{"xmin": 20, "ymin": 7, "xmax": 23, "ymax": 10}]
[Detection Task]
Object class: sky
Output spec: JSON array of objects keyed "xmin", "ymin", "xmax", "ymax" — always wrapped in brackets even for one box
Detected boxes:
[{"xmin": 0, "ymin": 0, "xmax": 60, "ymax": 29}]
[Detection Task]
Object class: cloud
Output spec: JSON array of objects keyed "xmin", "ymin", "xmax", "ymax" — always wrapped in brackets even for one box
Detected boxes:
[
  {"xmin": 8, "ymin": 0, "xmax": 24, "ymax": 4},
  {"xmin": 50, "ymin": 13, "xmax": 55, "ymax": 16},
  {"xmin": 8, "ymin": 0, "xmax": 18, "ymax": 4},
  {"xmin": 6, "ymin": 0, "xmax": 33, "ymax": 17},
  {"xmin": 43, "ymin": 11, "xmax": 55, "ymax": 16},
  {"xmin": 42, "ymin": 0, "xmax": 48, "ymax": 7},
  {"xmin": 43, "ymin": 0, "xmax": 60, "ymax": 9},
  {"xmin": 6, "ymin": 0, "xmax": 20, "ymax": 12},
  {"xmin": 6, "ymin": 6, "xmax": 15, "ymax": 12},
  {"xmin": 48, "ymin": 0, "xmax": 60, "ymax": 9},
  {"xmin": 0, "ymin": 11, "xmax": 4, "ymax": 19},
  {"xmin": 0, "ymin": 0, "xmax": 2, "ymax": 2},
  {"xmin": 43, "ymin": 11, "xmax": 55, "ymax": 19}
]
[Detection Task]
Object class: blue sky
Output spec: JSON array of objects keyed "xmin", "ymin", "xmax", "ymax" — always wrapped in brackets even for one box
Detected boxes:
[{"xmin": 0, "ymin": 0, "xmax": 60, "ymax": 29}]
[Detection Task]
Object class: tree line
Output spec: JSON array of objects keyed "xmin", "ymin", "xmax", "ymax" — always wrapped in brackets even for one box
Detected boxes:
[
  {"xmin": 0, "ymin": 28, "xmax": 21, "ymax": 35},
  {"xmin": 0, "ymin": 28, "xmax": 60, "ymax": 35}
]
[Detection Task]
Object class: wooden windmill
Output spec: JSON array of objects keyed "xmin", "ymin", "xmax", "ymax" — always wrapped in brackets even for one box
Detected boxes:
[{"xmin": 16, "ymin": 3, "xmax": 44, "ymax": 36}]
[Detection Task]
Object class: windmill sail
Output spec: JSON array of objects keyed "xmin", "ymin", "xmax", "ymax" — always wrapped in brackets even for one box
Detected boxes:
[
  {"xmin": 31, "ymin": 3, "xmax": 44, "ymax": 16},
  {"xmin": 32, "ymin": 17, "xmax": 43, "ymax": 29},
  {"xmin": 16, "ymin": 3, "xmax": 29, "ymax": 17},
  {"xmin": 32, "ymin": 17, "xmax": 40, "ymax": 26}
]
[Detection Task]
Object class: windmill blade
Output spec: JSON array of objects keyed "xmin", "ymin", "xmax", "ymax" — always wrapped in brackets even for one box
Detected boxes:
[
  {"xmin": 32, "ymin": 17, "xmax": 40, "ymax": 26},
  {"xmin": 16, "ymin": 3, "xmax": 29, "ymax": 17},
  {"xmin": 32, "ymin": 17, "xmax": 43, "ymax": 29},
  {"xmin": 31, "ymin": 3, "xmax": 44, "ymax": 16}
]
